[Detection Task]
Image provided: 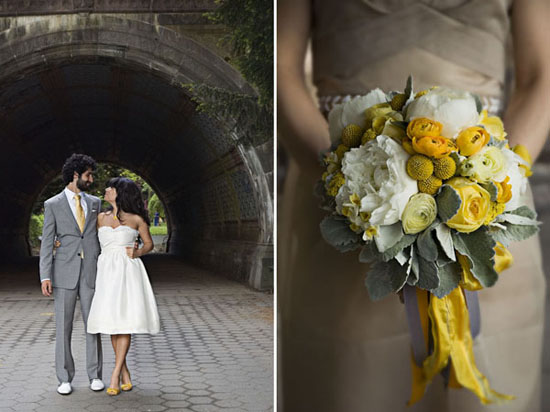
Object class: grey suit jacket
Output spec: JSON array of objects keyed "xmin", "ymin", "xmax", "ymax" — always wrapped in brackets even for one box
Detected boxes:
[{"xmin": 39, "ymin": 191, "xmax": 101, "ymax": 289}]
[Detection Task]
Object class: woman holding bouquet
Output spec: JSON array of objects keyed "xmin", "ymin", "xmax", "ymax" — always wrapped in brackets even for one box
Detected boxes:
[{"xmin": 278, "ymin": 0, "xmax": 549, "ymax": 411}]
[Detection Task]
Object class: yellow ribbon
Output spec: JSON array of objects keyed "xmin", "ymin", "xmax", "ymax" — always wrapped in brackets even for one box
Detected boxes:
[{"xmin": 408, "ymin": 286, "xmax": 514, "ymax": 405}]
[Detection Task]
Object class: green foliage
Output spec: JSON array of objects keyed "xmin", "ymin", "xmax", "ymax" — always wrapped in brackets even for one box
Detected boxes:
[
  {"xmin": 365, "ymin": 259, "xmax": 408, "ymax": 301},
  {"xmin": 29, "ymin": 214, "xmax": 44, "ymax": 247},
  {"xmin": 209, "ymin": 0, "xmax": 273, "ymax": 105},
  {"xmin": 186, "ymin": 84, "xmax": 272, "ymax": 146},
  {"xmin": 319, "ymin": 215, "xmax": 361, "ymax": 252},
  {"xmin": 148, "ymin": 193, "xmax": 166, "ymax": 220},
  {"xmin": 33, "ymin": 163, "xmax": 159, "ymax": 214},
  {"xmin": 150, "ymin": 225, "xmax": 168, "ymax": 236},
  {"xmin": 185, "ymin": 0, "xmax": 273, "ymax": 146}
]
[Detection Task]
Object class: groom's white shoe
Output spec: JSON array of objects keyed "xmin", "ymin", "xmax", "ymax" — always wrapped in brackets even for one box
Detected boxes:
[
  {"xmin": 57, "ymin": 382, "xmax": 72, "ymax": 395},
  {"xmin": 90, "ymin": 379, "xmax": 105, "ymax": 391}
]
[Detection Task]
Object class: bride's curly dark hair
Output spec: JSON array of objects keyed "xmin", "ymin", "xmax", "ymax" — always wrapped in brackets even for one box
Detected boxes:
[{"xmin": 106, "ymin": 177, "xmax": 150, "ymax": 226}]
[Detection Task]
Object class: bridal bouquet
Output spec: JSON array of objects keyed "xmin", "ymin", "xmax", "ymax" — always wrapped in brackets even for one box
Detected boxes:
[{"xmin": 318, "ymin": 77, "xmax": 539, "ymax": 405}]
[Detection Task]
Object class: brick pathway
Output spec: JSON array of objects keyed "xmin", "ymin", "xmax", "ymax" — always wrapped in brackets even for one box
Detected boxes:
[{"xmin": 0, "ymin": 255, "xmax": 273, "ymax": 412}]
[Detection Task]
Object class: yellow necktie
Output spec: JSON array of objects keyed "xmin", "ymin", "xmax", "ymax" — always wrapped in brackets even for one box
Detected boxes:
[{"xmin": 75, "ymin": 194, "xmax": 85, "ymax": 233}]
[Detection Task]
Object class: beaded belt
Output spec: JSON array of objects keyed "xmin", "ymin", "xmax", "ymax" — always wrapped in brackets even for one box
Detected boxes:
[{"xmin": 318, "ymin": 94, "xmax": 504, "ymax": 117}]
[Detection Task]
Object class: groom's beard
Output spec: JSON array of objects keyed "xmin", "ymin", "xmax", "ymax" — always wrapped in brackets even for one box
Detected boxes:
[{"xmin": 77, "ymin": 178, "xmax": 92, "ymax": 191}]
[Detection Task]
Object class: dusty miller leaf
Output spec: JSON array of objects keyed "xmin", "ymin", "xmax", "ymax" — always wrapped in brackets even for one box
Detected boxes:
[
  {"xmin": 430, "ymin": 262, "xmax": 461, "ymax": 298},
  {"xmin": 320, "ymin": 216, "xmax": 361, "ymax": 252},
  {"xmin": 365, "ymin": 260, "xmax": 408, "ymax": 301},
  {"xmin": 416, "ymin": 256, "xmax": 440, "ymax": 290},
  {"xmin": 436, "ymin": 185, "xmax": 462, "ymax": 222},
  {"xmin": 452, "ymin": 228, "xmax": 498, "ymax": 287}
]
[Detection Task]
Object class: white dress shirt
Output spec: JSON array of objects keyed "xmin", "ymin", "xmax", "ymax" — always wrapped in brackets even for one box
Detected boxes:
[{"xmin": 64, "ymin": 187, "xmax": 88, "ymax": 219}]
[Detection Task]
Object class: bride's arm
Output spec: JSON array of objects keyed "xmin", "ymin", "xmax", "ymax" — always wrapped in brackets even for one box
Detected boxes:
[
  {"xmin": 503, "ymin": 0, "xmax": 550, "ymax": 162},
  {"xmin": 278, "ymin": 0, "xmax": 330, "ymax": 179}
]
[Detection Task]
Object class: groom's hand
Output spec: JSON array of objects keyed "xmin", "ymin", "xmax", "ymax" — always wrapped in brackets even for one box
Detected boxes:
[{"xmin": 41, "ymin": 280, "xmax": 53, "ymax": 297}]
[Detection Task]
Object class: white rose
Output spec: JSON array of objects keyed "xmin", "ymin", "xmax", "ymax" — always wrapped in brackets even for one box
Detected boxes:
[
  {"xmin": 328, "ymin": 89, "xmax": 387, "ymax": 143},
  {"xmin": 406, "ymin": 88, "xmax": 478, "ymax": 138},
  {"xmin": 501, "ymin": 148, "xmax": 529, "ymax": 211},
  {"xmin": 336, "ymin": 135, "xmax": 418, "ymax": 227}
]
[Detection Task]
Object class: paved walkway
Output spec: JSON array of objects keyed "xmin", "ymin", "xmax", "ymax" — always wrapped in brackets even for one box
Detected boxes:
[{"xmin": 0, "ymin": 256, "xmax": 273, "ymax": 412}]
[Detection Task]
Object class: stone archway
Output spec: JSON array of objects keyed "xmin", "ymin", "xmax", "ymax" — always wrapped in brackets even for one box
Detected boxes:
[{"xmin": 0, "ymin": 12, "xmax": 273, "ymax": 289}]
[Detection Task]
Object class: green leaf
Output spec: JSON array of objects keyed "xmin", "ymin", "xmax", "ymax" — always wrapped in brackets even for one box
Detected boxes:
[
  {"xmin": 436, "ymin": 185, "xmax": 461, "ymax": 222},
  {"xmin": 391, "ymin": 120, "xmax": 409, "ymax": 131},
  {"xmin": 382, "ymin": 234, "xmax": 416, "ymax": 262},
  {"xmin": 320, "ymin": 216, "xmax": 361, "ymax": 252},
  {"xmin": 473, "ymin": 93, "xmax": 483, "ymax": 114},
  {"xmin": 417, "ymin": 223, "xmax": 438, "ymax": 262},
  {"xmin": 481, "ymin": 181, "xmax": 498, "ymax": 202},
  {"xmin": 452, "ymin": 228, "xmax": 498, "ymax": 287},
  {"xmin": 359, "ymin": 242, "xmax": 381, "ymax": 263},
  {"xmin": 508, "ymin": 205, "xmax": 537, "ymax": 220},
  {"xmin": 404, "ymin": 75, "xmax": 413, "ymax": 99},
  {"xmin": 497, "ymin": 213, "xmax": 540, "ymax": 226},
  {"xmin": 488, "ymin": 223, "xmax": 539, "ymax": 247},
  {"xmin": 406, "ymin": 245, "xmax": 420, "ymax": 286},
  {"xmin": 430, "ymin": 262, "xmax": 461, "ymax": 298},
  {"xmin": 416, "ymin": 256, "xmax": 440, "ymax": 290},
  {"xmin": 365, "ymin": 260, "xmax": 408, "ymax": 301},
  {"xmin": 374, "ymin": 223, "xmax": 404, "ymax": 253},
  {"xmin": 435, "ymin": 223, "xmax": 456, "ymax": 261}
]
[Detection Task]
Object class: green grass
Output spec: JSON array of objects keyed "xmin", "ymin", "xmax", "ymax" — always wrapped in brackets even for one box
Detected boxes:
[{"xmin": 150, "ymin": 225, "xmax": 168, "ymax": 236}]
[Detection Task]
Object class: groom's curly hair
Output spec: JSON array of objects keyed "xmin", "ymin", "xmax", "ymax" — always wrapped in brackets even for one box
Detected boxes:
[{"xmin": 62, "ymin": 153, "xmax": 97, "ymax": 184}]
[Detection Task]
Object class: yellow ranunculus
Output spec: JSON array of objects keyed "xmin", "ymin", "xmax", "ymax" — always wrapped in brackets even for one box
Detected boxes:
[
  {"xmin": 483, "ymin": 201, "xmax": 506, "ymax": 225},
  {"xmin": 364, "ymin": 103, "xmax": 392, "ymax": 129},
  {"xmin": 401, "ymin": 193, "xmax": 438, "ymax": 234},
  {"xmin": 495, "ymin": 176, "xmax": 512, "ymax": 203},
  {"xmin": 412, "ymin": 136, "xmax": 457, "ymax": 159},
  {"xmin": 478, "ymin": 109, "xmax": 507, "ymax": 141},
  {"xmin": 445, "ymin": 177, "xmax": 490, "ymax": 233},
  {"xmin": 460, "ymin": 146, "xmax": 507, "ymax": 183},
  {"xmin": 456, "ymin": 126, "xmax": 490, "ymax": 156},
  {"xmin": 407, "ymin": 117, "xmax": 443, "ymax": 139}
]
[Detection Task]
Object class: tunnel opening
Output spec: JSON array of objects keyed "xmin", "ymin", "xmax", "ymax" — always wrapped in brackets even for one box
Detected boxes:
[
  {"xmin": 29, "ymin": 162, "xmax": 170, "ymax": 256},
  {"xmin": 0, "ymin": 13, "xmax": 273, "ymax": 289}
]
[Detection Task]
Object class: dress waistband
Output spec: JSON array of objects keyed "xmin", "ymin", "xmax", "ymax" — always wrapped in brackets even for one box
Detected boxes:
[{"xmin": 318, "ymin": 94, "xmax": 504, "ymax": 117}]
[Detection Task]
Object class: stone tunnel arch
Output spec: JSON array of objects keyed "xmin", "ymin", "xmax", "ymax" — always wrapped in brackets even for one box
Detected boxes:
[{"xmin": 0, "ymin": 13, "xmax": 273, "ymax": 289}]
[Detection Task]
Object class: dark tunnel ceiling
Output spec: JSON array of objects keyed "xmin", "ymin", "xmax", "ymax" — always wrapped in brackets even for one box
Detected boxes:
[{"xmin": 0, "ymin": 58, "xmax": 239, "ymax": 210}]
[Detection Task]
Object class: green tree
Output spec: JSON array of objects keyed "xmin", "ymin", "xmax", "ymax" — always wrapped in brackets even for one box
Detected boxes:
[{"xmin": 186, "ymin": 0, "xmax": 273, "ymax": 146}]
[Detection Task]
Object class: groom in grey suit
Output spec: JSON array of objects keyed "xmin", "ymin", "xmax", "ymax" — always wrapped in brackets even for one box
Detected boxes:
[{"xmin": 39, "ymin": 153, "xmax": 104, "ymax": 395}]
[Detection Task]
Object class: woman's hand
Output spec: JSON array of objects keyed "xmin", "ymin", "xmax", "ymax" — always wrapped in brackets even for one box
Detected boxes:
[{"xmin": 125, "ymin": 245, "xmax": 140, "ymax": 259}]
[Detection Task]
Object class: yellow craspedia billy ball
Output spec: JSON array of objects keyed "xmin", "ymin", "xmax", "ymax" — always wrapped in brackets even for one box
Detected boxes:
[
  {"xmin": 361, "ymin": 128, "xmax": 377, "ymax": 145},
  {"xmin": 341, "ymin": 124, "xmax": 363, "ymax": 147},
  {"xmin": 418, "ymin": 175, "xmax": 443, "ymax": 195},
  {"xmin": 433, "ymin": 156, "xmax": 457, "ymax": 180},
  {"xmin": 406, "ymin": 154, "xmax": 434, "ymax": 180},
  {"xmin": 335, "ymin": 144, "xmax": 349, "ymax": 161}
]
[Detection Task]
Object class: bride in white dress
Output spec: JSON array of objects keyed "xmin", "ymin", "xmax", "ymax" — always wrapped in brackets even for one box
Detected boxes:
[{"xmin": 87, "ymin": 177, "xmax": 160, "ymax": 395}]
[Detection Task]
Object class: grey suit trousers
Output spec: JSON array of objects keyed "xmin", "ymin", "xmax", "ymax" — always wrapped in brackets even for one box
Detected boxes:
[{"xmin": 53, "ymin": 267, "xmax": 102, "ymax": 383}]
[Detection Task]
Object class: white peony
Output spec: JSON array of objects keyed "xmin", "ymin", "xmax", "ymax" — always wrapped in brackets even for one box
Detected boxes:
[
  {"xmin": 406, "ymin": 88, "xmax": 479, "ymax": 138},
  {"xmin": 328, "ymin": 89, "xmax": 387, "ymax": 143},
  {"xmin": 501, "ymin": 148, "xmax": 529, "ymax": 211},
  {"xmin": 336, "ymin": 135, "xmax": 418, "ymax": 227}
]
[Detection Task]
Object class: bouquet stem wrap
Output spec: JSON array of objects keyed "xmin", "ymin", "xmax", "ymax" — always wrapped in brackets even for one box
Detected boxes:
[{"xmin": 404, "ymin": 285, "xmax": 514, "ymax": 405}]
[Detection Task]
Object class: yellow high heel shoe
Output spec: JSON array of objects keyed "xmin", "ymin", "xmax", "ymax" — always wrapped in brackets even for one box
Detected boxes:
[
  {"xmin": 106, "ymin": 387, "xmax": 121, "ymax": 396},
  {"xmin": 121, "ymin": 382, "xmax": 133, "ymax": 391}
]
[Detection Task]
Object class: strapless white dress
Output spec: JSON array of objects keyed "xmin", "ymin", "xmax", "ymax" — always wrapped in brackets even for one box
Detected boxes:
[{"xmin": 87, "ymin": 225, "xmax": 160, "ymax": 334}]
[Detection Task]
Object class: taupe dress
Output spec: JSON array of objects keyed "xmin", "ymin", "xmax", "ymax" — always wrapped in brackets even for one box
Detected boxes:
[{"xmin": 279, "ymin": 1, "xmax": 546, "ymax": 411}]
